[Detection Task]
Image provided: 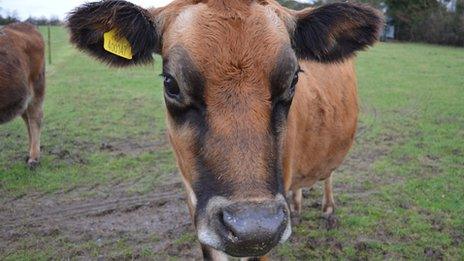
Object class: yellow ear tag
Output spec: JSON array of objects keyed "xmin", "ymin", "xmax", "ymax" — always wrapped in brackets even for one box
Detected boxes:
[{"xmin": 103, "ymin": 29, "xmax": 133, "ymax": 60}]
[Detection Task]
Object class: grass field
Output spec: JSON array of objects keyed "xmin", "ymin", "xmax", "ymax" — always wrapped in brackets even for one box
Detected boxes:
[{"xmin": 0, "ymin": 26, "xmax": 463, "ymax": 260}]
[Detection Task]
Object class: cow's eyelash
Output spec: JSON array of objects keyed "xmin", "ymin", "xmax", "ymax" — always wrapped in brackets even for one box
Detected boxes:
[{"xmin": 160, "ymin": 73, "xmax": 175, "ymax": 79}]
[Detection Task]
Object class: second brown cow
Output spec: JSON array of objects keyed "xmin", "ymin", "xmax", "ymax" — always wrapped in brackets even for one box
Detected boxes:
[{"xmin": 0, "ymin": 22, "xmax": 45, "ymax": 168}]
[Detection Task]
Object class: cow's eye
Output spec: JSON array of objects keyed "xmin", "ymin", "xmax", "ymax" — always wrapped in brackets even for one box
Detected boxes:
[
  {"xmin": 162, "ymin": 73, "xmax": 180, "ymax": 100},
  {"xmin": 289, "ymin": 71, "xmax": 299, "ymax": 95},
  {"xmin": 287, "ymin": 68, "xmax": 302, "ymax": 98}
]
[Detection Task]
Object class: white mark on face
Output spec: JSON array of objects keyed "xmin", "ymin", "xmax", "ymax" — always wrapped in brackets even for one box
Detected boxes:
[
  {"xmin": 173, "ymin": 5, "xmax": 201, "ymax": 34},
  {"xmin": 180, "ymin": 174, "xmax": 197, "ymax": 208},
  {"xmin": 196, "ymin": 196, "xmax": 231, "ymax": 250},
  {"xmin": 276, "ymin": 193, "xmax": 292, "ymax": 243},
  {"xmin": 197, "ymin": 222, "xmax": 223, "ymax": 250},
  {"xmin": 280, "ymin": 218, "xmax": 292, "ymax": 243}
]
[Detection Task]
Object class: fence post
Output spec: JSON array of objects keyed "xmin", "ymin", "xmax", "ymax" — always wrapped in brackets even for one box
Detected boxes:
[{"xmin": 47, "ymin": 23, "xmax": 52, "ymax": 65}]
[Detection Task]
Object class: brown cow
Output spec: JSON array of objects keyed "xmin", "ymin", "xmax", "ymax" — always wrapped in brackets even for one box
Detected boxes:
[
  {"xmin": 68, "ymin": 0, "xmax": 382, "ymax": 259},
  {"xmin": 0, "ymin": 22, "xmax": 45, "ymax": 168}
]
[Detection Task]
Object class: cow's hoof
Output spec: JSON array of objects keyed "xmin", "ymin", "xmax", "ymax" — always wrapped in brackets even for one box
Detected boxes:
[
  {"xmin": 323, "ymin": 206, "xmax": 334, "ymax": 218},
  {"xmin": 291, "ymin": 212, "xmax": 301, "ymax": 225},
  {"xmin": 322, "ymin": 202, "xmax": 335, "ymax": 217},
  {"xmin": 27, "ymin": 159, "xmax": 40, "ymax": 169},
  {"xmin": 324, "ymin": 213, "xmax": 339, "ymax": 230}
]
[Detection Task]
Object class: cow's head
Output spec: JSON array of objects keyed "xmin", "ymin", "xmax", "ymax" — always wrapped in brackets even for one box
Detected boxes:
[{"xmin": 68, "ymin": 0, "xmax": 382, "ymax": 257}]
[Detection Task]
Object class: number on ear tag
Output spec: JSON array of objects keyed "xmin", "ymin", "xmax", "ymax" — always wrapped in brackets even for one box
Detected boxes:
[{"xmin": 103, "ymin": 29, "xmax": 133, "ymax": 60}]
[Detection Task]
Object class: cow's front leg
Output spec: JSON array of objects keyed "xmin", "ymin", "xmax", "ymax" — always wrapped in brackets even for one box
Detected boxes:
[
  {"xmin": 322, "ymin": 175, "xmax": 335, "ymax": 217},
  {"xmin": 322, "ymin": 174, "xmax": 339, "ymax": 230},
  {"xmin": 201, "ymin": 244, "xmax": 228, "ymax": 261},
  {"xmin": 291, "ymin": 188, "xmax": 302, "ymax": 215},
  {"xmin": 289, "ymin": 188, "xmax": 302, "ymax": 225},
  {"xmin": 23, "ymin": 98, "xmax": 43, "ymax": 169},
  {"xmin": 21, "ymin": 113, "xmax": 32, "ymax": 160}
]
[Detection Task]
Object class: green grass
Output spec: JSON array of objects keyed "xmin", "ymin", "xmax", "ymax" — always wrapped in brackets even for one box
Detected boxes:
[
  {"xmin": 0, "ymin": 26, "xmax": 174, "ymax": 196},
  {"xmin": 1, "ymin": 27, "xmax": 463, "ymax": 259}
]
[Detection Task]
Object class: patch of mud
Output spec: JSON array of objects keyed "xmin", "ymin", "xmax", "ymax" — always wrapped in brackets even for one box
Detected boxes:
[
  {"xmin": 323, "ymin": 215, "xmax": 340, "ymax": 230},
  {"xmin": 98, "ymin": 136, "xmax": 168, "ymax": 156},
  {"xmin": 1, "ymin": 128, "xmax": 193, "ymax": 258},
  {"xmin": 424, "ymin": 247, "xmax": 443, "ymax": 260},
  {"xmin": 48, "ymin": 147, "xmax": 88, "ymax": 165},
  {"xmin": 4, "ymin": 134, "xmax": 169, "ymax": 169},
  {"xmin": 50, "ymin": 135, "xmax": 168, "ymax": 165},
  {"xmin": 0, "ymin": 173, "xmax": 200, "ymax": 259}
]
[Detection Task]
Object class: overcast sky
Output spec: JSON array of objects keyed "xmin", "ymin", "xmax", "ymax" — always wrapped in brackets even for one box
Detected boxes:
[
  {"xmin": 0, "ymin": 0, "xmax": 313, "ymax": 20},
  {"xmin": 0, "ymin": 0, "xmax": 174, "ymax": 20}
]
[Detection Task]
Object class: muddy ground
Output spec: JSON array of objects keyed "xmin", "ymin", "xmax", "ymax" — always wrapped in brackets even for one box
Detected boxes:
[{"xmin": 0, "ymin": 123, "xmax": 396, "ymax": 260}]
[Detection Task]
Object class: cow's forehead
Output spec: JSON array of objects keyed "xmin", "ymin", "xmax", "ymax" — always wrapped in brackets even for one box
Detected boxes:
[{"xmin": 162, "ymin": 2, "xmax": 292, "ymax": 78}]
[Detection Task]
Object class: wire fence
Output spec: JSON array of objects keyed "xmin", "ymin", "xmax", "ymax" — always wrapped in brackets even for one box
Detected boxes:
[{"xmin": 36, "ymin": 25, "xmax": 70, "ymax": 69}]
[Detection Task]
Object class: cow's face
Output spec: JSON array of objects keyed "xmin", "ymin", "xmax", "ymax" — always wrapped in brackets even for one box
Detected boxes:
[
  {"xmin": 68, "ymin": 0, "xmax": 382, "ymax": 257},
  {"xmin": 160, "ymin": 5, "xmax": 299, "ymax": 256}
]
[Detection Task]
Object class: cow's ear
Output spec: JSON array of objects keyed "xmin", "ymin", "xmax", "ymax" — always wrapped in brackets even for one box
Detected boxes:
[
  {"xmin": 291, "ymin": 2, "xmax": 383, "ymax": 63},
  {"xmin": 67, "ymin": 0, "xmax": 160, "ymax": 67}
]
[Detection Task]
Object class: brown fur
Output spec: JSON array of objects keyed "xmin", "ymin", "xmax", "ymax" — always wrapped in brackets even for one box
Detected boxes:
[
  {"xmin": 283, "ymin": 59, "xmax": 358, "ymax": 190},
  {"xmin": 67, "ymin": 0, "xmax": 382, "ymax": 258},
  {"xmin": 0, "ymin": 22, "xmax": 45, "ymax": 167}
]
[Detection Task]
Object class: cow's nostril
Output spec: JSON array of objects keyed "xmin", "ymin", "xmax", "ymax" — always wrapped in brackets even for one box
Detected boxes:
[{"xmin": 221, "ymin": 209, "xmax": 240, "ymax": 242}]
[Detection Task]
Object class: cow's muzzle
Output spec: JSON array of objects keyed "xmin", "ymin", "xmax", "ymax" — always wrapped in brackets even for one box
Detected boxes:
[{"xmin": 197, "ymin": 194, "xmax": 291, "ymax": 257}]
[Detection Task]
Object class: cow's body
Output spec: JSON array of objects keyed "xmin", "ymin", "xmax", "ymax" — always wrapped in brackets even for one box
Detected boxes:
[
  {"xmin": 284, "ymin": 60, "xmax": 357, "ymax": 212},
  {"xmin": 0, "ymin": 22, "xmax": 45, "ymax": 167}
]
